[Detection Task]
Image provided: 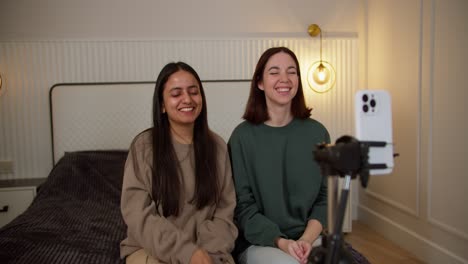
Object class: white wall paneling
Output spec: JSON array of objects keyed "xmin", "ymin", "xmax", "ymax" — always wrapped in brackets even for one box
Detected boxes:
[
  {"xmin": 0, "ymin": 37, "xmax": 358, "ymax": 181},
  {"xmin": 360, "ymin": 0, "xmax": 468, "ymax": 263},
  {"xmin": 427, "ymin": 0, "xmax": 468, "ymax": 242}
]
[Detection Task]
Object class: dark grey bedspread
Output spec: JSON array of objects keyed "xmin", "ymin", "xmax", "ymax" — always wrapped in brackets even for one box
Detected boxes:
[{"xmin": 0, "ymin": 151, "xmax": 128, "ymax": 264}]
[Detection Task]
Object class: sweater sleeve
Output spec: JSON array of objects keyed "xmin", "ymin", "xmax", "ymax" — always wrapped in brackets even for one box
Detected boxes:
[
  {"xmin": 308, "ymin": 124, "xmax": 331, "ymax": 228},
  {"xmin": 197, "ymin": 147, "xmax": 238, "ymax": 258},
  {"xmin": 307, "ymin": 173, "xmax": 327, "ymax": 228},
  {"xmin": 121, "ymin": 139, "xmax": 197, "ymax": 264},
  {"xmin": 228, "ymin": 131, "xmax": 286, "ymax": 247}
]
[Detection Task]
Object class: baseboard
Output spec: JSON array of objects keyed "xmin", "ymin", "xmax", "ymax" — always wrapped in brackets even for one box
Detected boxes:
[{"xmin": 358, "ymin": 205, "xmax": 468, "ymax": 264}]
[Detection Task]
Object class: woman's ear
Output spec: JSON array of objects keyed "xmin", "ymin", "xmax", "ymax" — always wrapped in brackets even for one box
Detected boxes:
[
  {"xmin": 257, "ymin": 81, "xmax": 264, "ymax": 91},
  {"xmin": 162, "ymin": 104, "xmax": 166, "ymax": 113}
]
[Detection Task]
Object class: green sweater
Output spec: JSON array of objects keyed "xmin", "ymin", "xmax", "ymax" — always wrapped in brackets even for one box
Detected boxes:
[{"xmin": 228, "ymin": 118, "xmax": 330, "ymax": 248}]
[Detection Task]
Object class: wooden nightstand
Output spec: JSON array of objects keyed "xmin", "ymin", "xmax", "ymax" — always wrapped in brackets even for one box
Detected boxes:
[{"xmin": 0, "ymin": 178, "xmax": 47, "ymax": 228}]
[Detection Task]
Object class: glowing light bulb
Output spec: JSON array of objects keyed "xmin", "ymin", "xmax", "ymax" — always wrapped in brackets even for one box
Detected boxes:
[
  {"xmin": 307, "ymin": 61, "xmax": 336, "ymax": 93},
  {"xmin": 312, "ymin": 63, "xmax": 330, "ymax": 85}
]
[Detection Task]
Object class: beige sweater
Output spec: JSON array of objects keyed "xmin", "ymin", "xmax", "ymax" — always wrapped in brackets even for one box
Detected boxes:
[{"xmin": 120, "ymin": 130, "xmax": 238, "ymax": 264}]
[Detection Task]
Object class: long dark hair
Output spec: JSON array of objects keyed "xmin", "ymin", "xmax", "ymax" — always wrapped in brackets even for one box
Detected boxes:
[
  {"xmin": 151, "ymin": 62, "xmax": 219, "ymax": 217},
  {"xmin": 243, "ymin": 47, "xmax": 311, "ymax": 124}
]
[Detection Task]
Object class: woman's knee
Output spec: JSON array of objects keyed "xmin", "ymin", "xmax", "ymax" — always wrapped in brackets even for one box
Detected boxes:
[{"xmin": 238, "ymin": 246, "xmax": 298, "ymax": 264}]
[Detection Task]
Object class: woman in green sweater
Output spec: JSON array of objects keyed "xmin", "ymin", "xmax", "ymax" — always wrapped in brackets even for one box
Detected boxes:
[{"xmin": 229, "ymin": 47, "xmax": 330, "ymax": 264}]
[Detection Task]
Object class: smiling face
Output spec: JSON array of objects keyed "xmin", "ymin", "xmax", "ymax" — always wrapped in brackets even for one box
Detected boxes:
[
  {"xmin": 162, "ymin": 70, "xmax": 203, "ymax": 130},
  {"xmin": 258, "ymin": 51, "xmax": 299, "ymax": 110}
]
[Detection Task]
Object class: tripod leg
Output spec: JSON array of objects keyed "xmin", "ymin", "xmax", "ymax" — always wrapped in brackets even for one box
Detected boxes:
[
  {"xmin": 309, "ymin": 175, "xmax": 357, "ymax": 264},
  {"xmin": 324, "ymin": 175, "xmax": 357, "ymax": 264}
]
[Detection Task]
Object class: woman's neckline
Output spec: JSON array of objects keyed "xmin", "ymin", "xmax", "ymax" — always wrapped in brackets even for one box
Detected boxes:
[{"xmin": 262, "ymin": 118, "xmax": 297, "ymax": 129}]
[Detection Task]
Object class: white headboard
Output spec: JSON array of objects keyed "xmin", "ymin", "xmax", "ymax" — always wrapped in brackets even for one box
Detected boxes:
[{"xmin": 50, "ymin": 80, "xmax": 250, "ymax": 164}]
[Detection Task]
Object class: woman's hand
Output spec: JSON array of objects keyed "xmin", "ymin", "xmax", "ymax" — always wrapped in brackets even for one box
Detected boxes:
[
  {"xmin": 190, "ymin": 248, "xmax": 214, "ymax": 264},
  {"xmin": 294, "ymin": 240, "xmax": 313, "ymax": 264},
  {"xmin": 276, "ymin": 238, "xmax": 311, "ymax": 264}
]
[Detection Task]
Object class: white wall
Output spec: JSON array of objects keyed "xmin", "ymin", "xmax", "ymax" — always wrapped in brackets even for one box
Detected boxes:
[
  {"xmin": 359, "ymin": 0, "xmax": 468, "ymax": 263},
  {"xmin": 0, "ymin": 0, "xmax": 360, "ymax": 40}
]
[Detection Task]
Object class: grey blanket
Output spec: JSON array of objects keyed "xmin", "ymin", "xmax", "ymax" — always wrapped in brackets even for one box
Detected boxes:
[{"xmin": 0, "ymin": 151, "xmax": 128, "ymax": 264}]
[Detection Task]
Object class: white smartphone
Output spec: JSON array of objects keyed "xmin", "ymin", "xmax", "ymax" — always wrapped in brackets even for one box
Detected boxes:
[{"xmin": 354, "ymin": 90, "xmax": 394, "ymax": 175}]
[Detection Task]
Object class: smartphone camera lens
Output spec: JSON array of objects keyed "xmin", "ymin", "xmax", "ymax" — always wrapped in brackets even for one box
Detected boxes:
[
  {"xmin": 363, "ymin": 104, "xmax": 369, "ymax": 113},
  {"xmin": 370, "ymin": 99, "xmax": 376, "ymax": 107},
  {"xmin": 362, "ymin": 94, "xmax": 368, "ymax": 102}
]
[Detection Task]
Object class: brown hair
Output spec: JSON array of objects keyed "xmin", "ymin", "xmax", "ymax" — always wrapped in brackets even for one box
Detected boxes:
[{"xmin": 243, "ymin": 47, "xmax": 311, "ymax": 124}]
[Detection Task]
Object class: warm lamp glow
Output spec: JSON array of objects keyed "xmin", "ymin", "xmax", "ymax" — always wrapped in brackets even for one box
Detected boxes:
[
  {"xmin": 313, "ymin": 63, "xmax": 331, "ymax": 85},
  {"xmin": 307, "ymin": 61, "xmax": 336, "ymax": 93},
  {"xmin": 307, "ymin": 24, "xmax": 336, "ymax": 93}
]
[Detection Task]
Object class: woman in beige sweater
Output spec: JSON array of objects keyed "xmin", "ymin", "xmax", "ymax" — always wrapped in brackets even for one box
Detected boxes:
[{"xmin": 120, "ymin": 62, "xmax": 238, "ymax": 264}]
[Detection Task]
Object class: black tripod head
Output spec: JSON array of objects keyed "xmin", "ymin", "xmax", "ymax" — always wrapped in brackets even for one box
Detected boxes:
[{"xmin": 313, "ymin": 135, "xmax": 371, "ymax": 188}]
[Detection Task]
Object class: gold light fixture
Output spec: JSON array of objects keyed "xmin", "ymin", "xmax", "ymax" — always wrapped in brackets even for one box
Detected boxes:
[{"xmin": 307, "ymin": 24, "xmax": 336, "ymax": 93}]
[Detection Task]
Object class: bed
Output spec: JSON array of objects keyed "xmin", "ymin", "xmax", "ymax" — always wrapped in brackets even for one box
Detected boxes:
[
  {"xmin": 0, "ymin": 80, "xmax": 250, "ymax": 264},
  {"xmin": 0, "ymin": 80, "xmax": 369, "ymax": 264}
]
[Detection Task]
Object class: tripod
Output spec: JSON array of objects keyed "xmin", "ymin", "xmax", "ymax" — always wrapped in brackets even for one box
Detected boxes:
[
  {"xmin": 309, "ymin": 135, "xmax": 389, "ymax": 264},
  {"xmin": 309, "ymin": 174, "xmax": 355, "ymax": 264}
]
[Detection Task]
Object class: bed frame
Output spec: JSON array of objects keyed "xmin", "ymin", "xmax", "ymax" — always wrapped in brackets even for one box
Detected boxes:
[{"xmin": 49, "ymin": 80, "xmax": 251, "ymax": 164}]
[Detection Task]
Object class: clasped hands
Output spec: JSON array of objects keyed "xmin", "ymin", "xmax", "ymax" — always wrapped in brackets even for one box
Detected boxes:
[{"xmin": 276, "ymin": 238, "xmax": 313, "ymax": 264}]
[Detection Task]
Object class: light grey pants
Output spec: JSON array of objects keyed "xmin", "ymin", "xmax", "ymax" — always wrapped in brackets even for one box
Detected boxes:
[
  {"xmin": 237, "ymin": 246, "xmax": 299, "ymax": 264},
  {"xmin": 237, "ymin": 238, "xmax": 322, "ymax": 264}
]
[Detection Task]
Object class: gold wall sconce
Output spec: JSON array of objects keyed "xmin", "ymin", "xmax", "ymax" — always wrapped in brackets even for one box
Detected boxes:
[{"xmin": 307, "ymin": 24, "xmax": 336, "ymax": 93}]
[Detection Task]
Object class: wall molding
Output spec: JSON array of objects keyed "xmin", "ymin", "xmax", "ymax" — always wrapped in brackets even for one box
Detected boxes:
[
  {"xmin": 428, "ymin": 218, "xmax": 468, "ymax": 242},
  {"xmin": 365, "ymin": 189, "xmax": 419, "ymax": 217},
  {"xmin": 424, "ymin": 0, "xmax": 468, "ymax": 243},
  {"xmin": 0, "ymin": 32, "xmax": 359, "ymax": 43},
  {"xmin": 358, "ymin": 204, "xmax": 467, "ymax": 264}
]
